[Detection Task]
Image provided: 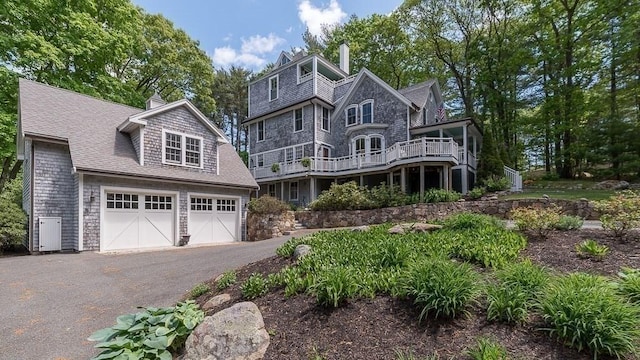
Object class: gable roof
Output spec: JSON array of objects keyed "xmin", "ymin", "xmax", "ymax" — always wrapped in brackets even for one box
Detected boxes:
[
  {"xmin": 18, "ymin": 79, "xmax": 257, "ymax": 189},
  {"xmin": 398, "ymin": 80, "xmax": 440, "ymax": 109}
]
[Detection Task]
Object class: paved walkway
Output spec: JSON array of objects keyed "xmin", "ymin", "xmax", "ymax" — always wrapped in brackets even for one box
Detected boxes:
[
  {"xmin": 0, "ymin": 230, "xmax": 319, "ymax": 360},
  {"xmin": 505, "ymin": 220, "xmax": 603, "ymax": 229}
]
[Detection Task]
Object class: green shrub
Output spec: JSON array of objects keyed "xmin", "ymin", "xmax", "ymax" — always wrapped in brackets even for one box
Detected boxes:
[
  {"xmin": 511, "ymin": 205, "xmax": 562, "ymax": 239},
  {"xmin": 189, "ymin": 283, "xmax": 210, "ymax": 299},
  {"xmin": 88, "ymin": 300, "xmax": 204, "ymax": 360},
  {"xmin": 575, "ymin": 239, "xmax": 609, "ymax": 261},
  {"xmin": 308, "ymin": 266, "xmax": 360, "ymax": 307},
  {"xmin": 553, "ymin": 215, "xmax": 584, "ymax": 231},
  {"xmin": 495, "ymin": 259, "xmax": 549, "ymax": 297},
  {"xmin": 368, "ymin": 182, "xmax": 410, "ymax": 208},
  {"xmin": 309, "ymin": 181, "xmax": 373, "ymax": 211},
  {"xmin": 216, "ymin": 270, "xmax": 237, "ymax": 290},
  {"xmin": 615, "ymin": 268, "xmax": 640, "ymax": 303},
  {"xmin": 276, "ymin": 235, "xmax": 312, "ymax": 258},
  {"xmin": 0, "ymin": 175, "xmax": 26, "ymax": 252},
  {"xmin": 247, "ymin": 195, "xmax": 290, "ymax": 214},
  {"xmin": 484, "ymin": 175, "xmax": 510, "ymax": 192},
  {"xmin": 453, "ymin": 227, "xmax": 527, "ymax": 268},
  {"xmin": 466, "ymin": 337, "xmax": 509, "ymax": 360},
  {"xmin": 423, "ymin": 188, "xmax": 461, "ymax": 203},
  {"xmin": 486, "ymin": 283, "xmax": 529, "ymax": 324},
  {"xmin": 270, "ymin": 163, "xmax": 280, "ymax": 173},
  {"xmin": 241, "ymin": 273, "xmax": 269, "ymax": 299},
  {"xmin": 443, "ymin": 213, "xmax": 504, "ymax": 231},
  {"xmin": 593, "ymin": 190, "xmax": 640, "ymax": 238},
  {"xmin": 377, "ymin": 238, "xmax": 411, "ymax": 269},
  {"xmin": 468, "ymin": 187, "xmax": 486, "ymax": 200},
  {"xmin": 405, "ymin": 258, "xmax": 480, "ymax": 320},
  {"xmin": 300, "ymin": 157, "xmax": 311, "ymax": 167},
  {"xmin": 539, "ymin": 273, "xmax": 640, "ymax": 358}
]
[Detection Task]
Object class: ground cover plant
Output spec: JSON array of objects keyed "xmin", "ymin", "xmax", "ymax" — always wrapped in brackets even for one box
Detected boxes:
[{"xmin": 192, "ymin": 212, "xmax": 640, "ymax": 359}]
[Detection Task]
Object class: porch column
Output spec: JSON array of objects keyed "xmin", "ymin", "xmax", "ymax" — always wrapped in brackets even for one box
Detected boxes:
[
  {"xmin": 462, "ymin": 167, "xmax": 468, "ymax": 194},
  {"xmin": 439, "ymin": 129, "xmax": 443, "ymax": 138},
  {"xmin": 462, "ymin": 124, "xmax": 468, "ymax": 164},
  {"xmin": 473, "ymin": 136, "xmax": 477, "ymax": 158},
  {"xmin": 443, "ymin": 165, "xmax": 450, "ymax": 191},
  {"xmin": 400, "ymin": 167, "xmax": 406, "ymax": 193},
  {"xmin": 310, "ymin": 177, "xmax": 316, "ymax": 201},
  {"xmin": 281, "ymin": 181, "xmax": 285, "ymax": 201},
  {"xmin": 388, "ymin": 172, "xmax": 393, "ymax": 187},
  {"xmin": 419, "ymin": 165, "xmax": 425, "ymax": 202},
  {"xmin": 360, "ymin": 175, "xmax": 364, "ymax": 187}
]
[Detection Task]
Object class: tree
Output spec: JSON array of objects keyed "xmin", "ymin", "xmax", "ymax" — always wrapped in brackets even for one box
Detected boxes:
[{"xmin": 210, "ymin": 66, "xmax": 252, "ymax": 152}]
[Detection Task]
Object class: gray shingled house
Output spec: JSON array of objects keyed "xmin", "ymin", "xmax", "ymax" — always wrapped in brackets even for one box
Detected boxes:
[
  {"xmin": 17, "ymin": 79, "xmax": 258, "ymax": 253},
  {"xmin": 244, "ymin": 45, "xmax": 519, "ymax": 207}
]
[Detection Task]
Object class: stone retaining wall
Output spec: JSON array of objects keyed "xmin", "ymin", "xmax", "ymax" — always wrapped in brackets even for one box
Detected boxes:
[
  {"xmin": 247, "ymin": 211, "xmax": 295, "ymax": 241},
  {"xmin": 295, "ymin": 199, "xmax": 598, "ymax": 229}
]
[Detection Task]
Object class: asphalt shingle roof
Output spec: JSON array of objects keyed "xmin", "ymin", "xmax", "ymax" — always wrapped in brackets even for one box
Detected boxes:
[
  {"xmin": 398, "ymin": 80, "xmax": 436, "ymax": 109},
  {"xmin": 19, "ymin": 79, "xmax": 258, "ymax": 189}
]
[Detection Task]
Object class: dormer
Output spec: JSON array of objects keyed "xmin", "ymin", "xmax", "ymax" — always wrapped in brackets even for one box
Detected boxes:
[
  {"xmin": 274, "ymin": 51, "xmax": 293, "ymax": 69},
  {"xmin": 146, "ymin": 92, "xmax": 166, "ymax": 110}
]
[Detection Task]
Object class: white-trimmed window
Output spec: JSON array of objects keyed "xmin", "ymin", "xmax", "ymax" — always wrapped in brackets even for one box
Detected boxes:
[
  {"xmin": 289, "ymin": 181, "xmax": 299, "ymax": 201},
  {"xmin": 351, "ymin": 135, "xmax": 385, "ymax": 156},
  {"xmin": 269, "ymin": 75, "xmax": 278, "ymax": 101},
  {"xmin": 293, "ymin": 108, "xmax": 303, "ymax": 132},
  {"xmin": 295, "ymin": 145, "xmax": 303, "ymax": 159},
  {"xmin": 106, "ymin": 193, "xmax": 138, "ymax": 209},
  {"xmin": 145, "ymin": 195, "xmax": 172, "ymax": 210},
  {"xmin": 321, "ymin": 107, "xmax": 330, "ymax": 132},
  {"xmin": 370, "ymin": 136, "xmax": 383, "ymax": 153},
  {"xmin": 217, "ymin": 199, "xmax": 236, "ymax": 212},
  {"xmin": 346, "ymin": 105, "xmax": 357, "ymax": 126},
  {"xmin": 163, "ymin": 130, "xmax": 203, "ymax": 168},
  {"xmin": 257, "ymin": 120, "xmax": 265, "ymax": 142},
  {"xmin": 285, "ymin": 147, "xmax": 294, "ymax": 162},
  {"xmin": 268, "ymin": 184, "xmax": 276, "ymax": 197},
  {"xmin": 361, "ymin": 100, "xmax": 373, "ymax": 124},
  {"xmin": 355, "ymin": 137, "xmax": 366, "ymax": 154},
  {"xmin": 257, "ymin": 154, "xmax": 264, "ymax": 167},
  {"xmin": 191, "ymin": 197, "xmax": 213, "ymax": 211}
]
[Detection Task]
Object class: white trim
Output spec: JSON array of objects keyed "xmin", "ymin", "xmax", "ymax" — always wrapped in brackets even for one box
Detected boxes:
[
  {"xmin": 268, "ymin": 74, "xmax": 279, "ymax": 101},
  {"xmin": 78, "ymin": 174, "xmax": 84, "ymax": 251},
  {"xmin": 316, "ymin": 141, "xmax": 335, "ymax": 149},
  {"xmin": 257, "ymin": 120, "xmax": 265, "ymax": 142},
  {"xmin": 293, "ymin": 107, "xmax": 304, "ymax": 133},
  {"xmin": 187, "ymin": 192, "xmax": 242, "ymax": 242},
  {"xmin": 139, "ymin": 126, "xmax": 145, "ymax": 166},
  {"xmin": 99, "ymin": 186, "xmax": 180, "ymax": 251},
  {"xmin": 161, "ymin": 129, "xmax": 204, "ymax": 169},
  {"xmin": 345, "ymin": 105, "xmax": 358, "ymax": 127},
  {"xmin": 321, "ymin": 106, "xmax": 330, "ymax": 132},
  {"xmin": 216, "ymin": 145, "xmax": 220, "ymax": 175},
  {"xmin": 289, "ymin": 181, "xmax": 299, "ymax": 201}
]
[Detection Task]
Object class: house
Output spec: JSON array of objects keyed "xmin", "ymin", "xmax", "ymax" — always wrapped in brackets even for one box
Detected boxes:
[
  {"xmin": 16, "ymin": 79, "xmax": 258, "ymax": 253},
  {"xmin": 244, "ymin": 45, "xmax": 494, "ymax": 206}
]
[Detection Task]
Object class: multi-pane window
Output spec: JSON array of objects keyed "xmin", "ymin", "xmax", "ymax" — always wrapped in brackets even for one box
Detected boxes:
[
  {"xmin": 163, "ymin": 131, "xmax": 202, "ymax": 167},
  {"xmin": 190, "ymin": 197, "xmax": 213, "ymax": 211},
  {"xmin": 355, "ymin": 138, "xmax": 366, "ymax": 154},
  {"xmin": 346, "ymin": 106, "xmax": 357, "ymax": 126},
  {"xmin": 361, "ymin": 101, "xmax": 373, "ymax": 123},
  {"xmin": 295, "ymin": 145, "xmax": 303, "ymax": 159},
  {"xmin": 321, "ymin": 107, "xmax": 330, "ymax": 132},
  {"xmin": 257, "ymin": 120, "xmax": 265, "ymax": 141},
  {"xmin": 370, "ymin": 137, "xmax": 382, "ymax": 153},
  {"xmin": 185, "ymin": 137, "xmax": 201, "ymax": 166},
  {"xmin": 269, "ymin": 75, "xmax": 278, "ymax": 101},
  {"xmin": 216, "ymin": 199, "xmax": 236, "ymax": 212},
  {"xmin": 145, "ymin": 195, "xmax": 172, "ymax": 210},
  {"xmin": 164, "ymin": 132, "xmax": 181, "ymax": 164},
  {"xmin": 257, "ymin": 154, "xmax": 264, "ymax": 167},
  {"xmin": 106, "ymin": 193, "xmax": 139, "ymax": 209},
  {"xmin": 268, "ymin": 184, "xmax": 276, "ymax": 197},
  {"xmin": 293, "ymin": 108, "xmax": 303, "ymax": 132},
  {"xmin": 289, "ymin": 182, "xmax": 298, "ymax": 200},
  {"xmin": 285, "ymin": 147, "xmax": 294, "ymax": 162}
]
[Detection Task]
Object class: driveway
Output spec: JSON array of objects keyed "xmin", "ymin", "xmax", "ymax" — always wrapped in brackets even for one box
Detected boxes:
[{"xmin": 0, "ymin": 231, "xmax": 317, "ymax": 360}]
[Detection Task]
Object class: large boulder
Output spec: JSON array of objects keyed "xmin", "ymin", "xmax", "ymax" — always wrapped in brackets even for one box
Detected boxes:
[
  {"xmin": 292, "ymin": 244, "xmax": 312, "ymax": 261},
  {"xmin": 594, "ymin": 180, "xmax": 629, "ymax": 190},
  {"xmin": 202, "ymin": 293, "xmax": 231, "ymax": 312},
  {"xmin": 183, "ymin": 302, "xmax": 270, "ymax": 360}
]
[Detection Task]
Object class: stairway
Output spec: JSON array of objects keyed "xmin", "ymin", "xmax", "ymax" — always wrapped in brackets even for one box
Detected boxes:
[{"xmin": 283, "ymin": 219, "xmax": 307, "ymax": 236}]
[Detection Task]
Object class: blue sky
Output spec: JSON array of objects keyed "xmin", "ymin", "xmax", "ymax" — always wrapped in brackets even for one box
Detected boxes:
[{"xmin": 132, "ymin": 0, "xmax": 403, "ymax": 70}]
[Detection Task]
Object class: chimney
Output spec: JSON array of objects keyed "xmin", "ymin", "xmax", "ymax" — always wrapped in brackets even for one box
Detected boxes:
[
  {"xmin": 145, "ymin": 92, "xmax": 166, "ymax": 110},
  {"xmin": 339, "ymin": 43, "xmax": 350, "ymax": 75}
]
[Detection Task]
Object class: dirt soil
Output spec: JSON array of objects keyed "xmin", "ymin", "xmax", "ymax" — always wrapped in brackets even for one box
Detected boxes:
[{"xmin": 194, "ymin": 229, "xmax": 640, "ymax": 360}]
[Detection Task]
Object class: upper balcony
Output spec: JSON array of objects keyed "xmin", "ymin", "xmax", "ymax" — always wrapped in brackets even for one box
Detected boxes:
[{"xmin": 250, "ymin": 138, "xmax": 460, "ymax": 180}]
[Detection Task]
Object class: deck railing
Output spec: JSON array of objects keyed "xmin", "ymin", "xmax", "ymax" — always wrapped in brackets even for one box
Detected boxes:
[{"xmin": 504, "ymin": 165, "xmax": 523, "ymax": 192}]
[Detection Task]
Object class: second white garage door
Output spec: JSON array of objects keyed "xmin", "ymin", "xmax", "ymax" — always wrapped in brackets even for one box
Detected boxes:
[{"xmin": 188, "ymin": 196, "xmax": 239, "ymax": 245}]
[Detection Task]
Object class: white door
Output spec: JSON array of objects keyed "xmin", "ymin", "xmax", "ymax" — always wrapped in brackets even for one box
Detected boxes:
[
  {"xmin": 102, "ymin": 192, "xmax": 175, "ymax": 251},
  {"xmin": 188, "ymin": 196, "xmax": 239, "ymax": 245}
]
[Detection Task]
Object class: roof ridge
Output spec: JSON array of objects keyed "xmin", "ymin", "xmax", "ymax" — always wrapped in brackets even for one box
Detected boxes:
[
  {"xmin": 19, "ymin": 78, "xmax": 144, "ymax": 112},
  {"xmin": 398, "ymin": 79, "xmax": 436, "ymax": 93}
]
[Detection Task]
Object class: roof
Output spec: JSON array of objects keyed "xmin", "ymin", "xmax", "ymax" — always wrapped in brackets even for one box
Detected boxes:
[
  {"xmin": 18, "ymin": 79, "xmax": 258, "ymax": 189},
  {"xmin": 398, "ymin": 80, "xmax": 437, "ymax": 108}
]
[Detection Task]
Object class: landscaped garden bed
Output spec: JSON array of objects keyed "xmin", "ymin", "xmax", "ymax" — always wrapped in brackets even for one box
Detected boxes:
[{"xmin": 192, "ymin": 212, "xmax": 640, "ymax": 360}]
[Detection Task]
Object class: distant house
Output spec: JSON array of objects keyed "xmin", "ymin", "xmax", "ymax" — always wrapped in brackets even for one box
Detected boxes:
[
  {"xmin": 244, "ymin": 45, "xmax": 502, "ymax": 206},
  {"xmin": 17, "ymin": 79, "xmax": 258, "ymax": 253}
]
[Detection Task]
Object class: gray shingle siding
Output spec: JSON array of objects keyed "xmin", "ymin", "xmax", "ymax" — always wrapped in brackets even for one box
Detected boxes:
[
  {"xmin": 250, "ymin": 104, "xmax": 314, "ymax": 155},
  {"xmin": 315, "ymin": 104, "xmax": 331, "ymax": 147},
  {"xmin": 130, "ymin": 127, "xmax": 140, "ymax": 162},
  {"xmin": 249, "ymin": 66, "xmax": 312, "ymax": 118},
  {"xmin": 82, "ymin": 175, "xmax": 251, "ymax": 250},
  {"xmin": 143, "ymin": 107, "xmax": 218, "ymax": 174},
  {"xmin": 22, "ymin": 139, "xmax": 31, "ymax": 215},
  {"xmin": 32, "ymin": 142, "xmax": 78, "ymax": 251}
]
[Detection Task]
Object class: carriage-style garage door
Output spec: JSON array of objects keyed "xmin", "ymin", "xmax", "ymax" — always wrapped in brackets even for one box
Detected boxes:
[
  {"xmin": 102, "ymin": 192, "xmax": 175, "ymax": 251},
  {"xmin": 188, "ymin": 196, "xmax": 239, "ymax": 245}
]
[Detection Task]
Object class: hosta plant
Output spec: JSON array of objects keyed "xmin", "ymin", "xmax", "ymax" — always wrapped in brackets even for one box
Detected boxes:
[
  {"xmin": 241, "ymin": 273, "xmax": 269, "ymax": 299},
  {"xmin": 216, "ymin": 270, "xmax": 237, "ymax": 290},
  {"xmin": 575, "ymin": 239, "xmax": 609, "ymax": 261}
]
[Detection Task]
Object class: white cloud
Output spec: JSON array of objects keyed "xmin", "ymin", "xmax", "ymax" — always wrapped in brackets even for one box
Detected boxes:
[
  {"xmin": 211, "ymin": 46, "xmax": 266, "ymax": 68},
  {"xmin": 298, "ymin": 0, "xmax": 347, "ymax": 36},
  {"xmin": 241, "ymin": 33, "xmax": 285, "ymax": 54}
]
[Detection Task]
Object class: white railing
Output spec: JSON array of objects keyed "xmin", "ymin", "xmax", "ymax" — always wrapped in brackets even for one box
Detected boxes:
[
  {"xmin": 457, "ymin": 149, "xmax": 478, "ymax": 169},
  {"xmin": 251, "ymin": 138, "xmax": 459, "ymax": 179},
  {"xmin": 298, "ymin": 72, "xmax": 313, "ymax": 83},
  {"xmin": 504, "ymin": 165, "xmax": 523, "ymax": 192}
]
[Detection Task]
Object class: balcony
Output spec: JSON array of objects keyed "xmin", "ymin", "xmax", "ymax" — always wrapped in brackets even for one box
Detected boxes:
[
  {"xmin": 457, "ymin": 148, "xmax": 477, "ymax": 169},
  {"xmin": 251, "ymin": 138, "xmax": 459, "ymax": 180}
]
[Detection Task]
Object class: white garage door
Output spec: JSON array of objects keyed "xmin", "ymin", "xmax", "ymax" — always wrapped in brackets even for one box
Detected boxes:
[
  {"xmin": 188, "ymin": 196, "xmax": 239, "ymax": 245},
  {"xmin": 102, "ymin": 192, "xmax": 175, "ymax": 251}
]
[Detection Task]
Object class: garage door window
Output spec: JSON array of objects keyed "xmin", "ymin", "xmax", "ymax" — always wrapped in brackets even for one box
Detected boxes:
[
  {"xmin": 191, "ymin": 197, "xmax": 213, "ymax": 211},
  {"xmin": 145, "ymin": 195, "xmax": 172, "ymax": 210},
  {"xmin": 106, "ymin": 193, "xmax": 139, "ymax": 209},
  {"xmin": 216, "ymin": 199, "xmax": 236, "ymax": 212}
]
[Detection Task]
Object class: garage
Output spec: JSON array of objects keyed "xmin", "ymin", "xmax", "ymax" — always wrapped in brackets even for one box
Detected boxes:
[
  {"xmin": 102, "ymin": 191, "xmax": 176, "ymax": 251},
  {"xmin": 188, "ymin": 195, "xmax": 240, "ymax": 245}
]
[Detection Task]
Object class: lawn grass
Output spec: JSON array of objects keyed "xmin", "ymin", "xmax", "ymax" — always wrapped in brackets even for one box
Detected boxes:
[{"xmin": 500, "ymin": 188, "xmax": 615, "ymax": 201}]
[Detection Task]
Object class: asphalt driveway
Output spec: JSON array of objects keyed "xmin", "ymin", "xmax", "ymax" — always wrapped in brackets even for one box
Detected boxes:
[{"xmin": 0, "ymin": 231, "xmax": 316, "ymax": 360}]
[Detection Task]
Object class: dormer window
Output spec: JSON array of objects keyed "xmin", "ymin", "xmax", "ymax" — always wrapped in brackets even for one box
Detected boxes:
[
  {"xmin": 269, "ymin": 75, "xmax": 279, "ymax": 101},
  {"xmin": 162, "ymin": 129, "xmax": 203, "ymax": 168},
  {"xmin": 361, "ymin": 101, "xmax": 373, "ymax": 124},
  {"xmin": 280, "ymin": 56, "xmax": 290, "ymax": 66},
  {"xmin": 346, "ymin": 105, "xmax": 357, "ymax": 126},
  {"xmin": 345, "ymin": 100, "xmax": 374, "ymax": 127}
]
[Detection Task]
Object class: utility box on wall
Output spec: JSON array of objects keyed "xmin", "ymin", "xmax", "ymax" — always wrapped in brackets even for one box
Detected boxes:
[{"xmin": 39, "ymin": 217, "xmax": 61, "ymax": 251}]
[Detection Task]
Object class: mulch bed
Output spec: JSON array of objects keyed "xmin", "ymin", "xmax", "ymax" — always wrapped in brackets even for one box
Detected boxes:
[{"xmin": 194, "ymin": 229, "xmax": 640, "ymax": 360}]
